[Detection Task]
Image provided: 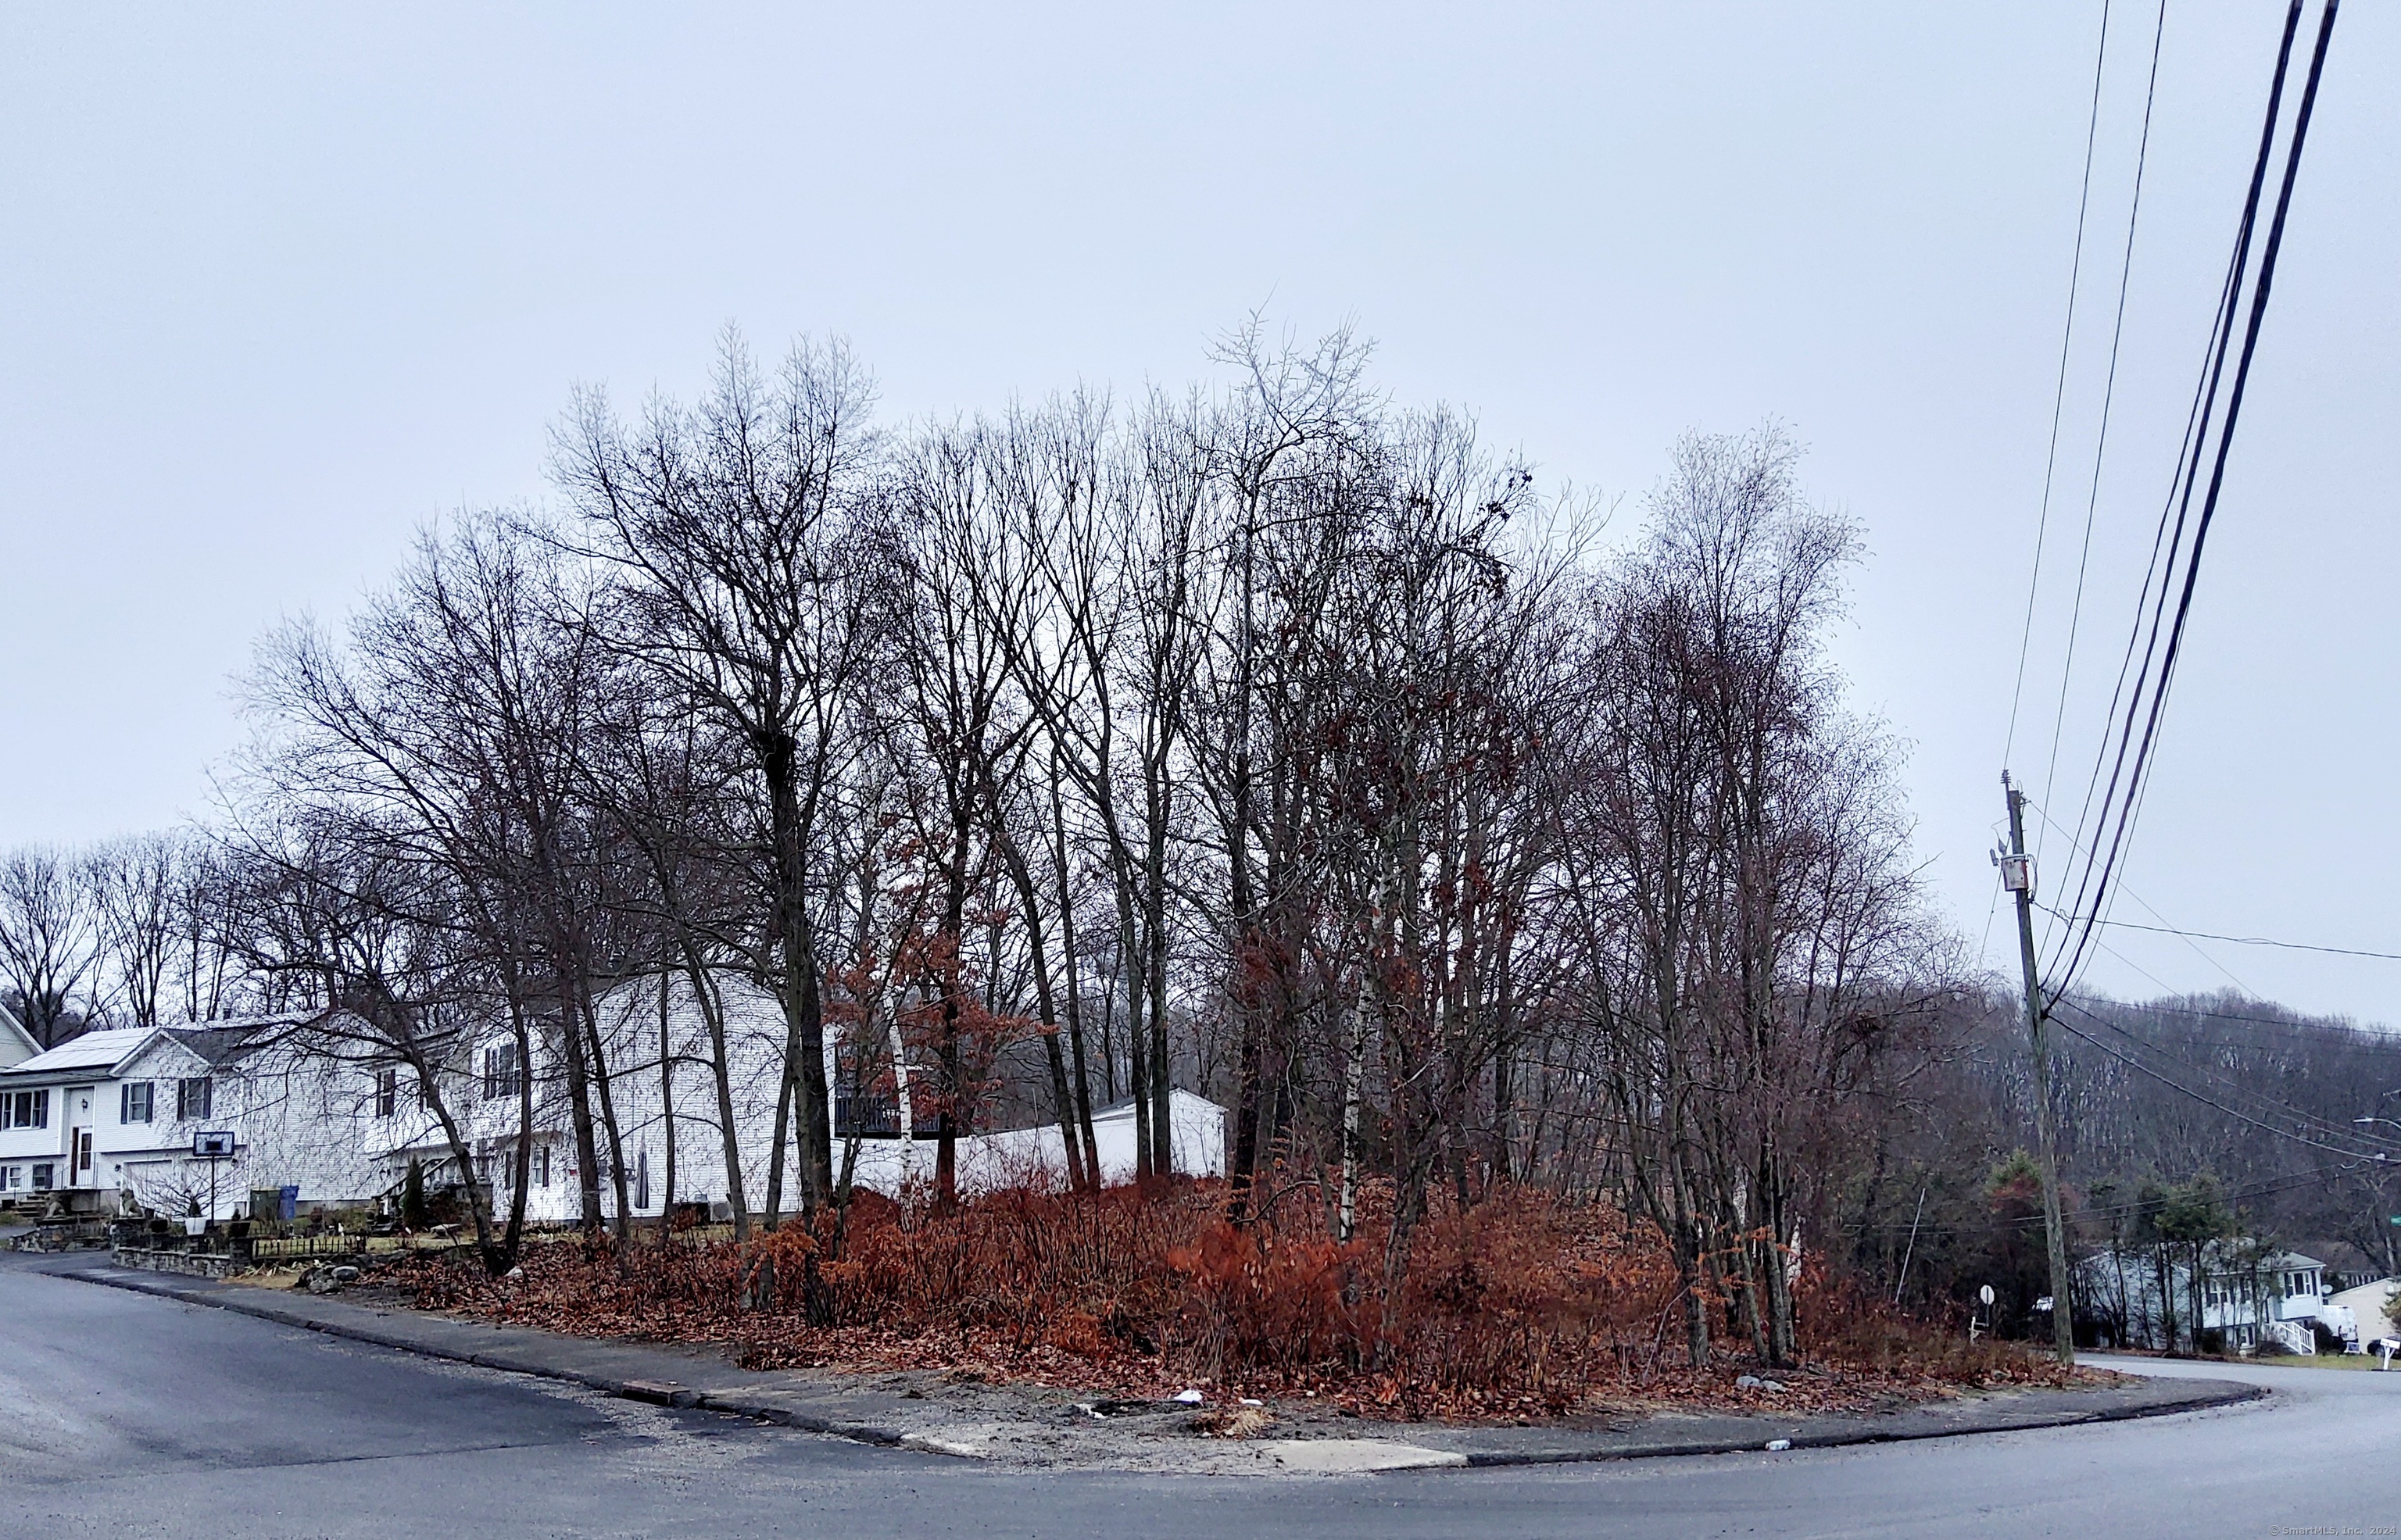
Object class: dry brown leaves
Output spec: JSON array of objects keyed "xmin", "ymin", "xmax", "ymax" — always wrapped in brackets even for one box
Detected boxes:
[{"xmin": 367, "ymin": 1181, "xmax": 2099, "ymax": 1423}]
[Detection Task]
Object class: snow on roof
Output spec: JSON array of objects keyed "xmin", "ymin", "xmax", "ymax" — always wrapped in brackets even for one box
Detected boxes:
[
  {"xmin": 1089, "ymin": 1088, "xmax": 1227, "ymax": 1123},
  {"xmin": 2246, "ymin": 1249, "xmax": 2325, "ymax": 1270}
]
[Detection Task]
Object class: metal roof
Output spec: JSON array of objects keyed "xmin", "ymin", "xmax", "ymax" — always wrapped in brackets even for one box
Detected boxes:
[
  {"xmin": 0, "ymin": 1013, "xmax": 317, "ymax": 1078},
  {"xmin": 5, "ymin": 1027, "xmax": 164, "ymax": 1076}
]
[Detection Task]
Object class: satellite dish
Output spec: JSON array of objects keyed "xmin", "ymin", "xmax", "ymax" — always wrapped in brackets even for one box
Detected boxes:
[{"xmin": 1979, "ymin": 1285, "xmax": 1996, "ymax": 1306}]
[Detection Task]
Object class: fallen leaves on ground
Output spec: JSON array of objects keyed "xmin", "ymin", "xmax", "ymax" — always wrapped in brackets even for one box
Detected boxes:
[{"xmin": 366, "ymin": 1179, "xmax": 2103, "ymax": 1423}]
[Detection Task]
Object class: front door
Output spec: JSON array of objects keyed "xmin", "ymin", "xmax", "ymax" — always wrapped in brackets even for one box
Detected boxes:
[{"xmin": 65, "ymin": 1088, "xmax": 94, "ymax": 1188}]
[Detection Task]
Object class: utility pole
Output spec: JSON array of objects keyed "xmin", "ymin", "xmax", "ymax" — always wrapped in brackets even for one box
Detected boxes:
[{"xmin": 2001, "ymin": 771, "xmax": 2077, "ymax": 1366}]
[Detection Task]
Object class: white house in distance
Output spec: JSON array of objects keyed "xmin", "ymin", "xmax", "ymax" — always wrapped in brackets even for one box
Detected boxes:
[
  {"xmin": 402, "ymin": 971, "xmax": 1225, "ymax": 1226},
  {"xmin": 2081, "ymin": 1243, "xmax": 2360, "ymax": 1353},
  {"xmin": 2328, "ymin": 1278, "xmax": 2399, "ymax": 1345},
  {"xmin": 0, "ymin": 974, "xmax": 1227, "ymax": 1224},
  {"xmin": 0, "ymin": 1013, "xmax": 388, "ymax": 1217}
]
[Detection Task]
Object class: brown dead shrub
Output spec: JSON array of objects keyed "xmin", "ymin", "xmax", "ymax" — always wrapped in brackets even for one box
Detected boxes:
[{"xmin": 380, "ymin": 1177, "xmax": 2088, "ymax": 1420}]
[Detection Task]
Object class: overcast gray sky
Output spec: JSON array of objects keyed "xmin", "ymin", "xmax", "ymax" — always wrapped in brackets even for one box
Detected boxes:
[{"xmin": 4, "ymin": 3, "xmax": 2395, "ymax": 1022}]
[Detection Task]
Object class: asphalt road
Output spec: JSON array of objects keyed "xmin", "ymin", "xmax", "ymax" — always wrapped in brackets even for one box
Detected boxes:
[{"xmin": 3, "ymin": 1253, "xmax": 2397, "ymax": 1539}]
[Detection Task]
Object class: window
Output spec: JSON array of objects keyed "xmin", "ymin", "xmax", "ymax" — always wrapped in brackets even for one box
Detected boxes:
[
  {"xmin": 534, "ymin": 1144, "xmax": 550, "ymax": 1188},
  {"xmin": 177, "ymin": 1077, "xmax": 213, "ymax": 1120},
  {"xmin": 481, "ymin": 1042, "xmax": 522, "ymax": 1102},
  {"xmin": 1, "ymin": 1089, "xmax": 48, "ymax": 1130},
  {"xmin": 120, "ymin": 1081, "xmax": 154, "ymax": 1124},
  {"xmin": 374, "ymin": 1068, "xmax": 397, "ymax": 1118},
  {"xmin": 31, "ymin": 1163, "xmax": 52, "ymax": 1191},
  {"xmin": 635, "ymin": 1149, "xmax": 650, "ymax": 1210},
  {"xmin": 0, "ymin": 1167, "xmax": 18, "ymax": 1191}
]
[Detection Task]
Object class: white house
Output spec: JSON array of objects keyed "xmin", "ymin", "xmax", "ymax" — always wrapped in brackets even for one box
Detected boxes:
[
  {"xmin": 2326, "ymin": 1279, "xmax": 2398, "ymax": 1349},
  {"xmin": 2081, "ymin": 1242, "xmax": 2336, "ymax": 1353},
  {"xmin": 0, "ymin": 1013, "xmax": 399, "ymax": 1219},
  {"xmin": 2, "ymin": 974, "xmax": 1228, "ymax": 1227},
  {"xmin": 402, "ymin": 971, "xmax": 1226, "ymax": 1227}
]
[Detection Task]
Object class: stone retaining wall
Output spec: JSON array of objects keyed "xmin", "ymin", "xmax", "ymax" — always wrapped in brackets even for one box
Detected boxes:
[{"xmin": 110, "ymin": 1246, "xmax": 242, "ymax": 1280}]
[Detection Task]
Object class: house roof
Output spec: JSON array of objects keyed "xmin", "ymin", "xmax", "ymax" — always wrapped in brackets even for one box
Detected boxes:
[
  {"xmin": 1, "ymin": 1013, "xmax": 317, "ymax": 1079},
  {"xmin": 1089, "ymin": 1088, "xmax": 1226, "ymax": 1123},
  {"xmin": 2303, "ymin": 1240, "xmax": 2383, "ymax": 1276},
  {"xmin": 2330, "ymin": 1280, "xmax": 2398, "ymax": 1313},
  {"xmin": 8, "ymin": 1026, "xmax": 166, "ymax": 1076},
  {"xmin": 2263, "ymin": 1250, "xmax": 2325, "ymax": 1270},
  {"xmin": 170, "ymin": 1015, "xmax": 314, "ymax": 1067}
]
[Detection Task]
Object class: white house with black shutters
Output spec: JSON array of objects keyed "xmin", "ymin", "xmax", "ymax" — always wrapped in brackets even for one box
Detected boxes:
[{"xmin": 0, "ymin": 1013, "xmax": 395, "ymax": 1218}]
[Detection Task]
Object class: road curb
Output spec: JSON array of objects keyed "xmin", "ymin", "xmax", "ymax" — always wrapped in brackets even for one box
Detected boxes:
[
  {"xmin": 48, "ymin": 1260, "xmax": 2267, "ymax": 1471},
  {"xmin": 59, "ymin": 1263, "xmax": 948, "ymax": 1455},
  {"xmin": 1449, "ymin": 1379, "xmax": 2269, "ymax": 1466}
]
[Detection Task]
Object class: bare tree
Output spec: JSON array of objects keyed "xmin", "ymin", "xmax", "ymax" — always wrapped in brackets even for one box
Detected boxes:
[
  {"xmin": 3, "ymin": 316, "xmax": 2025, "ymax": 1363},
  {"xmin": 583, "ymin": 688, "xmax": 760, "ymax": 1239},
  {"xmin": 0, "ymin": 845, "xmax": 103, "ymax": 1047},
  {"xmin": 553, "ymin": 331, "xmax": 876, "ymax": 1227},
  {"xmin": 86, "ymin": 832, "xmax": 196, "ymax": 1028},
  {"xmin": 220, "ymin": 827, "xmax": 531, "ymax": 1272},
  {"xmin": 237, "ymin": 515, "xmax": 620, "ymax": 1248}
]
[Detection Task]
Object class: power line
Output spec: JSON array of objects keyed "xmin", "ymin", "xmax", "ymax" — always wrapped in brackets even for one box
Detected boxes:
[
  {"xmin": 2044, "ymin": 18, "xmax": 2272, "ymax": 916},
  {"xmin": 2055, "ymin": 994, "xmax": 2401, "ymax": 1151},
  {"xmin": 1849, "ymin": 1158, "xmax": 2381, "ymax": 1237},
  {"xmin": 2077, "ymin": 1, "xmax": 2340, "ymax": 986},
  {"xmin": 2092, "ymin": 997, "xmax": 2394, "ymax": 1042},
  {"xmin": 2024, "ymin": 795, "xmax": 2255, "ymax": 995},
  {"xmin": 2063, "ymin": 984, "xmax": 2395, "ymax": 1136},
  {"xmin": 2047, "ymin": 0, "xmax": 2309, "ymax": 988},
  {"xmin": 2004, "ymin": 0, "xmax": 2117, "ymax": 771},
  {"xmin": 2039, "ymin": 0, "xmax": 2170, "ymax": 861},
  {"xmin": 2074, "ymin": 944, "xmax": 2364, "ymax": 1041},
  {"xmin": 1977, "ymin": 861, "xmax": 2006, "ymax": 976},
  {"xmin": 2048, "ymin": 0, "xmax": 2339, "ymax": 999},
  {"xmin": 2048, "ymin": 908, "xmax": 2401, "ymax": 964},
  {"xmin": 2052, "ymin": 996, "xmax": 2394, "ymax": 1160}
]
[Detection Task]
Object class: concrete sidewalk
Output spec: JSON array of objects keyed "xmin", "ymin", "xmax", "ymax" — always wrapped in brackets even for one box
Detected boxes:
[{"xmin": 29, "ymin": 1251, "xmax": 2264, "ymax": 1474}]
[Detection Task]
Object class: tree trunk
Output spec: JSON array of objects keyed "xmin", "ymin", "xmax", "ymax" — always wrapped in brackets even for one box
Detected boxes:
[
  {"xmin": 995, "ymin": 824, "xmax": 1088, "ymax": 1192},
  {"xmin": 560, "ymin": 994, "xmax": 603, "ymax": 1235},
  {"xmin": 763, "ymin": 1049, "xmax": 794, "ymax": 1231},
  {"xmin": 657, "ymin": 974, "xmax": 676, "ymax": 1231},
  {"xmin": 575, "ymin": 982, "xmax": 633, "ymax": 1243}
]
